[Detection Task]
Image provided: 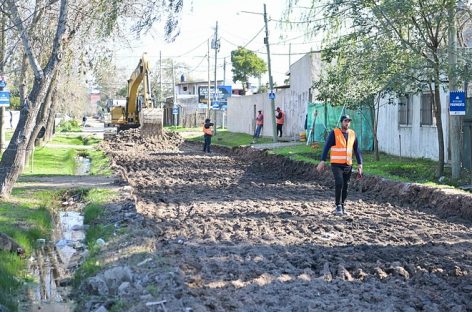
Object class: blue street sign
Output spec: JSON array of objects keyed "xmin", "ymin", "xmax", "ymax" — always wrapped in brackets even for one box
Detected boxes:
[
  {"xmin": 268, "ymin": 92, "xmax": 276, "ymax": 100},
  {"xmin": 211, "ymin": 102, "xmax": 220, "ymax": 109},
  {"xmin": 0, "ymin": 80, "xmax": 6, "ymax": 88},
  {"xmin": 172, "ymin": 107, "xmax": 179, "ymax": 115},
  {"xmin": 450, "ymin": 91, "xmax": 466, "ymax": 115},
  {"xmin": 0, "ymin": 90, "xmax": 10, "ymax": 106}
]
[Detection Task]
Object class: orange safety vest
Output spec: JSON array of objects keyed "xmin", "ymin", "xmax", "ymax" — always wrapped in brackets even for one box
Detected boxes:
[
  {"xmin": 256, "ymin": 114, "xmax": 264, "ymax": 126},
  {"xmin": 330, "ymin": 128, "xmax": 356, "ymax": 165},
  {"xmin": 203, "ymin": 124, "xmax": 213, "ymax": 136},
  {"xmin": 276, "ymin": 111, "xmax": 285, "ymax": 125}
]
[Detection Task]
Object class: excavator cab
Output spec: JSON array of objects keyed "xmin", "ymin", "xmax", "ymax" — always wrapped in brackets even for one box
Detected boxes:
[{"xmin": 111, "ymin": 53, "xmax": 163, "ymax": 137}]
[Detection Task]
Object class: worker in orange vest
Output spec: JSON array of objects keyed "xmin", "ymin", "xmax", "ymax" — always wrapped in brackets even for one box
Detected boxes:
[
  {"xmin": 253, "ymin": 110, "xmax": 264, "ymax": 142},
  {"xmin": 316, "ymin": 115, "xmax": 363, "ymax": 215},
  {"xmin": 275, "ymin": 107, "xmax": 285, "ymax": 137},
  {"xmin": 202, "ymin": 118, "xmax": 214, "ymax": 153}
]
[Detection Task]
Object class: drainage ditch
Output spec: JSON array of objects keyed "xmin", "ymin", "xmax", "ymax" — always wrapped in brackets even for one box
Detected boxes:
[{"xmin": 26, "ymin": 155, "xmax": 92, "ymax": 310}]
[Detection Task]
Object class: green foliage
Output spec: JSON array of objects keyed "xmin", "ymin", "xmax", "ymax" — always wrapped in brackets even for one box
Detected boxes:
[
  {"xmin": 231, "ymin": 47, "xmax": 267, "ymax": 90},
  {"xmin": 84, "ymin": 203, "xmax": 103, "ymax": 224},
  {"xmin": 9, "ymin": 96, "xmax": 20, "ymax": 110},
  {"xmin": 116, "ymin": 86, "xmax": 128, "ymax": 98},
  {"xmin": 87, "ymin": 150, "xmax": 112, "ymax": 176},
  {"xmin": 0, "ymin": 252, "xmax": 24, "ymax": 311},
  {"xmin": 58, "ymin": 120, "xmax": 81, "ymax": 132},
  {"xmin": 0, "ymin": 190, "xmax": 58, "ymax": 311}
]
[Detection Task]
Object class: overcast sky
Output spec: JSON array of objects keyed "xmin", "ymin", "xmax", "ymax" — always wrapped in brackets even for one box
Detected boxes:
[{"xmin": 113, "ymin": 0, "xmax": 321, "ymax": 88}]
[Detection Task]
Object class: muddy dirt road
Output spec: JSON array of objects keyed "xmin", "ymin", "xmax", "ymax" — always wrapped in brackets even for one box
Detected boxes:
[{"xmin": 103, "ymin": 131, "xmax": 472, "ymax": 311}]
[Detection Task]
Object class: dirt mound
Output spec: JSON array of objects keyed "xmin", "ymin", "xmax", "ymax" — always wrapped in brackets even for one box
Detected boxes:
[
  {"xmin": 230, "ymin": 145, "xmax": 472, "ymax": 221},
  {"xmin": 102, "ymin": 128, "xmax": 184, "ymax": 153}
]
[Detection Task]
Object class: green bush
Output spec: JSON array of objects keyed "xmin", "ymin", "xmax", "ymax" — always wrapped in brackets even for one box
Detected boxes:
[{"xmin": 58, "ymin": 120, "xmax": 81, "ymax": 132}]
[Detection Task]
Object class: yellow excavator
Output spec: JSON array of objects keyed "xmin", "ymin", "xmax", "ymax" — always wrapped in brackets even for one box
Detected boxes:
[{"xmin": 111, "ymin": 53, "xmax": 163, "ymax": 136}]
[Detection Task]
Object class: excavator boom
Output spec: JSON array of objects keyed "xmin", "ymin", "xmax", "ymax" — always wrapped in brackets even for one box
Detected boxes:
[{"xmin": 111, "ymin": 53, "xmax": 163, "ymax": 137}]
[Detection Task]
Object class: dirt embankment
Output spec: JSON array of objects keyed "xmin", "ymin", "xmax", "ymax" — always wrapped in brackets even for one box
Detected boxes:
[{"xmin": 79, "ymin": 130, "xmax": 472, "ymax": 312}]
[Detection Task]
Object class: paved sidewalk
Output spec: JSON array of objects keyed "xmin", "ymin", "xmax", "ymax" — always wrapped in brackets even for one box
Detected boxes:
[
  {"xmin": 16, "ymin": 175, "xmax": 119, "ymax": 190},
  {"xmin": 250, "ymin": 141, "xmax": 304, "ymax": 149}
]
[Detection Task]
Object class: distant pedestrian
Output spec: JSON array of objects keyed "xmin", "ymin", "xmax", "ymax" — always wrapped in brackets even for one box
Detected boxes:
[
  {"xmin": 203, "ymin": 118, "xmax": 214, "ymax": 153},
  {"xmin": 82, "ymin": 116, "xmax": 87, "ymax": 127},
  {"xmin": 316, "ymin": 115, "xmax": 363, "ymax": 216},
  {"xmin": 9, "ymin": 110, "xmax": 13, "ymax": 128},
  {"xmin": 253, "ymin": 110, "xmax": 263, "ymax": 142},
  {"xmin": 275, "ymin": 107, "xmax": 285, "ymax": 137}
]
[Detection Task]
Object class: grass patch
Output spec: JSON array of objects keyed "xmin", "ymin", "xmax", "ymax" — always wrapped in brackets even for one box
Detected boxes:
[
  {"xmin": 23, "ymin": 147, "xmax": 76, "ymax": 176},
  {"xmin": 6, "ymin": 129, "xmax": 13, "ymax": 141},
  {"xmin": 0, "ymin": 252, "xmax": 25, "ymax": 311},
  {"xmin": 0, "ymin": 189, "xmax": 61, "ymax": 311},
  {"xmin": 270, "ymin": 144, "xmax": 471, "ymax": 187},
  {"xmin": 73, "ymin": 189, "xmax": 117, "ymax": 287},
  {"xmin": 78, "ymin": 149, "xmax": 112, "ymax": 176},
  {"xmin": 51, "ymin": 134, "xmax": 102, "ymax": 146},
  {"xmin": 164, "ymin": 126, "xmax": 200, "ymax": 132},
  {"xmin": 187, "ymin": 129, "xmax": 273, "ymax": 147}
]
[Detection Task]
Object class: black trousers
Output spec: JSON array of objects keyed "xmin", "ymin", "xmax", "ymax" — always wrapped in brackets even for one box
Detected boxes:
[
  {"xmin": 203, "ymin": 135, "xmax": 212, "ymax": 152},
  {"xmin": 276, "ymin": 124, "xmax": 283, "ymax": 137},
  {"xmin": 331, "ymin": 164, "xmax": 352, "ymax": 206}
]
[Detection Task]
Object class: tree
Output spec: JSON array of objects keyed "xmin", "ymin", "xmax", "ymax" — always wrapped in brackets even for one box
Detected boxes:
[
  {"xmin": 287, "ymin": 0, "xmax": 472, "ymax": 177},
  {"xmin": 231, "ymin": 47, "xmax": 267, "ymax": 94},
  {"xmin": 0, "ymin": 0, "xmax": 184, "ymax": 197},
  {"xmin": 316, "ymin": 31, "xmax": 424, "ymax": 161}
]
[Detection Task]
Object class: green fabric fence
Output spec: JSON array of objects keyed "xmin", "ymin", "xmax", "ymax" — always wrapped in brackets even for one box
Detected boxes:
[{"xmin": 306, "ymin": 102, "xmax": 374, "ymax": 151}]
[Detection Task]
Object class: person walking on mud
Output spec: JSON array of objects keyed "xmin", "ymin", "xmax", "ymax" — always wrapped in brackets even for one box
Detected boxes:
[
  {"xmin": 316, "ymin": 115, "xmax": 363, "ymax": 215},
  {"xmin": 202, "ymin": 118, "xmax": 214, "ymax": 153},
  {"xmin": 253, "ymin": 110, "xmax": 264, "ymax": 143}
]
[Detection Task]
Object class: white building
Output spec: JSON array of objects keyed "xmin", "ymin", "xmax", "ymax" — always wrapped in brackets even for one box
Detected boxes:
[{"xmin": 377, "ymin": 90, "xmax": 451, "ymax": 161}]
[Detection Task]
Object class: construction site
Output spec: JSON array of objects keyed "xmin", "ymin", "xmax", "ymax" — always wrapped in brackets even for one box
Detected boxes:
[
  {"xmin": 64, "ymin": 128, "xmax": 470, "ymax": 311},
  {"xmin": 1, "ymin": 1, "xmax": 472, "ymax": 311}
]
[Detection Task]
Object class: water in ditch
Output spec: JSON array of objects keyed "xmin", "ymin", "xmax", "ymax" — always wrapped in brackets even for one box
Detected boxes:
[
  {"xmin": 75, "ymin": 156, "xmax": 91, "ymax": 175},
  {"xmin": 26, "ymin": 155, "xmax": 91, "ymax": 311}
]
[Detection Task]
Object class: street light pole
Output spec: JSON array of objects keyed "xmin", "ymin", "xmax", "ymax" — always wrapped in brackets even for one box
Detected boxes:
[{"xmin": 263, "ymin": 3, "xmax": 278, "ymax": 143}]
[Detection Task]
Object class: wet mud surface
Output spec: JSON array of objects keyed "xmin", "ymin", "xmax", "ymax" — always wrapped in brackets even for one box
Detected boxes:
[{"xmin": 101, "ymin": 130, "xmax": 472, "ymax": 311}]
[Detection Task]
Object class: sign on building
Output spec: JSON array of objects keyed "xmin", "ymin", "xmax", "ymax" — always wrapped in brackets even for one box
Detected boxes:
[
  {"xmin": 450, "ymin": 91, "xmax": 466, "ymax": 115},
  {"xmin": 198, "ymin": 85, "xmax": 232, "ymax": 110}
]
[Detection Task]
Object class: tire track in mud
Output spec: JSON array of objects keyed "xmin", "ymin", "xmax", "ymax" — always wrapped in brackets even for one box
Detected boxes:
[{"xmin": 105, "ymin": 139, "xmax": 472, "ymax": 312}]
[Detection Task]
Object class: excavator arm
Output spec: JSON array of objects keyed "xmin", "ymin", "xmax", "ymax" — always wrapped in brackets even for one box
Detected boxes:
[{"xmin": 111, "ymin": 53, "xmax": 163, "ymax": 137}]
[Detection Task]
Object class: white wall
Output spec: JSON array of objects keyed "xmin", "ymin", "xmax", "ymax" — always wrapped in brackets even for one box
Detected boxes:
[
  {"xmin": 377, "ymin": 90, "xmax": 450, "ymax": 161},
  {"xmin": 2, "ymin": 110, "xmax": 20, "ymax": 129},
  {"xmin": 227, "ymin": 52, "xmax": 322, "ymax": 139}
]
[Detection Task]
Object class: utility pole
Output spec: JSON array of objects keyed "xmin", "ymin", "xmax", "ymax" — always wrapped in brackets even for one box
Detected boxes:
[
  {"xmin": 223, "ymin": 57, "xmax": 226, "ymax": 85},
  {"xmin": 172, "ymin": 59, "xmax": 176, "ymax": 126},
  {"xmin": 159, "ymin": 51, "xmax": 163, "ymax": 108},
  {"xmin": 212, "ymin": 21, "xmax": 219, "ymax": 135},
  {"xmin": 289, "ymin": 43, "xmax": 292, "ymax": 70},
  {"xmin": 207, "ymin": 39, "xmax": 211, "ymax": 118},
  {"xmin": 264, "ymin": 3, "xmax": 277, "ymax": 142},
  {"xmin": 449, "ymin": 2, "xmax": 461, "ymax": 180}
]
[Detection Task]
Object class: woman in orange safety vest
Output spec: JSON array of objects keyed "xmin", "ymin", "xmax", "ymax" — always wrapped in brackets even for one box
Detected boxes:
[
  {"xmin": 316, "ymin": 115, "xmax": 363, "ymax": 216},
  {"xmin": 202, "ymin": 118, "xmax": 213, "ymax": 153}
]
